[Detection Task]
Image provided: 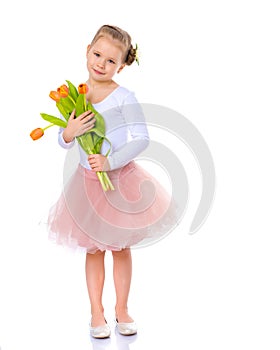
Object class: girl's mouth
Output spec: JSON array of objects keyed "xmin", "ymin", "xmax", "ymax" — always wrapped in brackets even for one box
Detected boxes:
[{"xmin": 93, "ymin": 68, "xmax": 105, "ymax": 75}]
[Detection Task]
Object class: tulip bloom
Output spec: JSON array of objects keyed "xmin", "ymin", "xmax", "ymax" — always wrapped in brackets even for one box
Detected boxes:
[
  {"xmin": 30, "ymin": 124, "xmax": 54, "ymax": 141},
  {"xmin": 78, "ymin": 83, "xmax": 88, "ymax": 94},
  {"xmin": 49, "ymin": 90, "xmax": 61, "ymax": 102},
  {"xmin": 30, "ymin": 128, "xmax": 44, "ymax": 140},
  {"xmin": 57, "ymin": 84, "xmax": 69, "ymax": 98}
]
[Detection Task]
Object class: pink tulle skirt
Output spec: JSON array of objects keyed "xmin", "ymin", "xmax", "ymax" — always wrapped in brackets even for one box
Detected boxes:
[{"xmin": 48, "ymin": 161, "xmax": 178, "ymax": 254}]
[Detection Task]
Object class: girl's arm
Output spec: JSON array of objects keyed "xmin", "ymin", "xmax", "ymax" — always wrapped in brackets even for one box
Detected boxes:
[
  {"xmin": 58, "ymin": 127, "xmax": 75, "ymax": 149},
  {"xmin": 106, "ymin": 93, "xmax": 150, "ymax": 170}
]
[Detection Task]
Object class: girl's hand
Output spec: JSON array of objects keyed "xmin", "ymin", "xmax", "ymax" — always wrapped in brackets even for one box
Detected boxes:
[
  {"xmin": 88, "ymin": 154, "xmax": 110, "ymax": 172},
  {"xmin": 63, "ymin": 109, "xmax": 96, "ymax": 143}
]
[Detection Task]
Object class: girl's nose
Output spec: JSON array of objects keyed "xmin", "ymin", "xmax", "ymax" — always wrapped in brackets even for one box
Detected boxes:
[{"xmin": 97, "ymin": 58, "xmax": 105, "ymax": 68}]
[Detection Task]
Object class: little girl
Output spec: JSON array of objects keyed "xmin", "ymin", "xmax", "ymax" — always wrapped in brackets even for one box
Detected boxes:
[{"xmin": 48, "ymin": 24, "xmax": 177, "ymax": 339}]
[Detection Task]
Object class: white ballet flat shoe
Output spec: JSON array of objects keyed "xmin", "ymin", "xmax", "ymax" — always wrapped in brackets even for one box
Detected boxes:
[
  {"xmin": 115, "ymin": 318, "xmax": 137, "ymax": 336},
  {"xmin": 89, "ymin": 320, "xmax": 111, "ymax": 339}
]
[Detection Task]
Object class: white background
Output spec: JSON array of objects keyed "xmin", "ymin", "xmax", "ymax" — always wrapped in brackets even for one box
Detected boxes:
[{"xmin": 0, "ymin": 0, "xmax": 280, "ymax": 349}]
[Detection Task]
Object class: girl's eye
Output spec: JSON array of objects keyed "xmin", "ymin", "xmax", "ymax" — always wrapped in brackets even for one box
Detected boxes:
[
  {"xmin": 108, "ymin": 59, "xmax": 115, "ymax": 64},
  {"xmin": 94, "ymin": 52, "xmax": 100, "ymax": 57}
]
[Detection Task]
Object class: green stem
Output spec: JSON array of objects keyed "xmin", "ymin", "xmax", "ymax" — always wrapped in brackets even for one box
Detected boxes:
[
  {"xmin": 43, "ymin": 123, "xmax": 54, "ymax": 131},
  {"xmin": 103, "ymin": 172, "xmax": 115, "ymax": 190},
  {"xmin": 77, "ymin": 135, "xmax": 114, "ymax": 191},
  {"xmin": 83, "ymin": 94, "xmax": 87, "ymax": 112},
  {"xmin": 68, "ymin": 95, "xmax": 76, "ymax": 105},
  {"xmin": 97, "ymin": 171, "xmax": 107, "ymax": 191}
]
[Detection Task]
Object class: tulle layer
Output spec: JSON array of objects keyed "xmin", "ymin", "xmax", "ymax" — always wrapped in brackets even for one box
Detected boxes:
[{"xmin": 48, "ymin": 161, "xmax": 178, "ymax": 253}]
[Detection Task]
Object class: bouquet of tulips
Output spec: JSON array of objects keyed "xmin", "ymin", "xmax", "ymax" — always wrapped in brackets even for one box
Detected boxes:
[{"xmin": 30, "ymin": 80, "xmax": 114, "ymax": 191}]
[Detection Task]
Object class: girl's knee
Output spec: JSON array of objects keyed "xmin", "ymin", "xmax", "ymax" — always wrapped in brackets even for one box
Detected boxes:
[
  {"xmin": 86, "ymin": 250, "xmax": 105, "ymax": 258},
  {"xmin": 111, "ymin": 248, "xmax": 131, "ymax": 258}
]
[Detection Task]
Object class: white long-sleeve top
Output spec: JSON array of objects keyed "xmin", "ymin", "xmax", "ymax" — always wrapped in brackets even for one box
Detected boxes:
[{"xmin": 58, "ymin": 86, "xmax": 149, "ymax": 170}]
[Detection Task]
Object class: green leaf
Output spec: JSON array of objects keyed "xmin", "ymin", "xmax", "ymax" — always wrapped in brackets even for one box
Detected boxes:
[
  {"xmin": 77, "ymin": 136, "xmax": 91, "ymax": 154},
  {"xmin": 40, "ymin": 113, "xmax": 67, "ymax": 128},
  {"xmin": 103, "ymin": 136, "xmax": 112, "ymax": 156},
  {"xmin": 66, "ymin": 80, "xmax": 78, "ymax": 101},
  {"xmin": 87, "ymin": 103, "xmax": 98, "ymax": 114},
  {"xmin": 56, "ymin": 102, "xmax": 69, "ymax": 120},
  {"xmin": 59, "ymin": 96, "xmax": 75, "ymax": 114},
  {"xmin": 85, "ymin": 102, "xmax": 107, "ymax": 152},
  {"xmin": 87, "ymin": 127, "xmax": 105, "ymax": 138},
  {"xmin": 87, "ymin": 103, "xmax": 105, "ymax": 134},
  {"xmin": 75, "ymin": 93, "xmax": 86, "ymax": 116},
  {"xmin": 94, "ymin": 137, "xmax": 103, "ymax": 154}
]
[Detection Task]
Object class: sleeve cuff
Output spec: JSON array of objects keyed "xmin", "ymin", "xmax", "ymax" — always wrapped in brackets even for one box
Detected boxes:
[{"xmin": 58, "ymin": 129, "xmax": 75, "ymax": 149}]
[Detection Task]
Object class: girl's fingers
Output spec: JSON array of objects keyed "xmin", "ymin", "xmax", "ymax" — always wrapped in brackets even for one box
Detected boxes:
[
  {"xmin": 83, "ymin": 119, "xmax": 95, "ymax": 132},
  {"xmin": 72, "ymin": 111, "xmax": 96, "ymax": 137},
  {"xmin": 87, "ymin": 116, "xmax": 96, "ymax": 123},
  {"xmin": 77, "ymin": 112, "xmax": 95, "ymax": 128},
  {"xmin": 84, "ymin": 116, "xmax": 95, "ymax": 126},
  {"xmin": 80, "ymin": 111, "xmax": 94, "ymax": 120},
  {"xmin": 69, "ymin": 109, "xmax": 76, "ymax": 120},
  {"xmin": 87, "ymin": 154, "xmax": 108, "ymax": 171}
]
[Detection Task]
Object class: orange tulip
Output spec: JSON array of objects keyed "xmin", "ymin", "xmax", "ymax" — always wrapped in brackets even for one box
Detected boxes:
[
  {"xmin": 57, "ymin": 84, "xmax": 69, "ymax": 98},
  {"xmin": 78, "ymin": 83, "xmax": 89, "ymax": 94},
  {"xmin": 49, "ymin": 90, "xmax": 61, "ymax": 102},
  {"xmin": 30, "ymin": 128, "xmax": 44, "ymax": 140}
]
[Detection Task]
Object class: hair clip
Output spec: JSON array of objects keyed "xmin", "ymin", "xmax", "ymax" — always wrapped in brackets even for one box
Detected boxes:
[{"xmin": 135, "ymin": 43, "xmax": 139, "ymax": 65}]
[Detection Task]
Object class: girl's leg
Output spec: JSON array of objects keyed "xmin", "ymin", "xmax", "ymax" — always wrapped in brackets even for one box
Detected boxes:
[
  {"xmin": 85, "ymin": 250, "xmax": 106, "ymax": 327},
  {"xmin": 112, "ymin": 248, "xmax": 134, "ymax": 323}
]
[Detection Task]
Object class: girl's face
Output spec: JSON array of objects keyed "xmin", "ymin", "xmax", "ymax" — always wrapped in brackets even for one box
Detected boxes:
[{"xmin": 86, "ymin": 36, "xmax": 125, "ymax": 82}]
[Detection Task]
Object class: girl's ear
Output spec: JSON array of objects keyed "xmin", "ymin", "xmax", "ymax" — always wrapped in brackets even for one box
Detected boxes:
[
  {"xmin": 86, "ymin": 44, "xmax": 91, "ymax": 55},
  {"xmin": 117, "ymin": 64, "xmax": 126, "ymax": 74}
]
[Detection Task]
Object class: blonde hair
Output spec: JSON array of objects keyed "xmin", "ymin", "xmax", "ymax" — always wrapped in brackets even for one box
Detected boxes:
[{"xmin": 90, "ymin": 25, "xmax": 137, "ymax": 66}]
